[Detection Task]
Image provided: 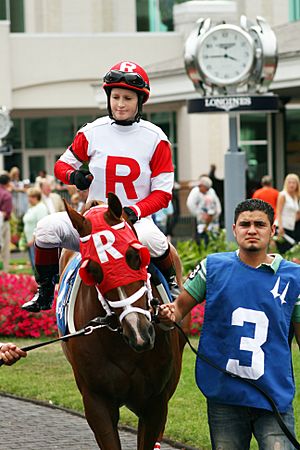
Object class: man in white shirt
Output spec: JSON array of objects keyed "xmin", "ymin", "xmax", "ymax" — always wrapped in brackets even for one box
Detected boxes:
[
  {"xmin": 40, "ymin": 180, "xmax": 65, "ymax": 214},
  {"xmin": 186, "ymin": 176, "xmax": 222, "ymax": 246}
]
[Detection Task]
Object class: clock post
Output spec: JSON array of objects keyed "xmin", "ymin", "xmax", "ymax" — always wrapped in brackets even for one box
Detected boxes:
[{"xmin": 184, "ymin": 15, "xmax": 278, "ymax": 241}]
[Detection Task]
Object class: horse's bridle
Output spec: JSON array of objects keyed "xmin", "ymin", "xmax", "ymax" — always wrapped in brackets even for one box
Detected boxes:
[{"xmin": 95, "ymin": 273, "xmax": 154, "ymax": 326}]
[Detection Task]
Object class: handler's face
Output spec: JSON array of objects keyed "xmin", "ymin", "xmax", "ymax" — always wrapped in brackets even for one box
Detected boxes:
[{"xmin": 233, "ymin": 210, "xmax": 275, "ymax": 252}]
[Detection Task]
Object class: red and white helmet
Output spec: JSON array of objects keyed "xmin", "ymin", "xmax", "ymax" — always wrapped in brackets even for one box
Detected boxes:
[{"xmin": 103, "ymin": 61, "xmax": 150, "ymax": 103}]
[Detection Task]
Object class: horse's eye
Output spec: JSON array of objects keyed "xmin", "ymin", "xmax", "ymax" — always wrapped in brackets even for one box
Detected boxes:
[{"xmin": 125, "ymin": 247, "xmax": 141, "ymax": 271}]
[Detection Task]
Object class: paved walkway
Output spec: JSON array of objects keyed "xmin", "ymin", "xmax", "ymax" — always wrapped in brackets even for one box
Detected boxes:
[{"xmin": 0, "ymin": 394, "xmax": 195, "ymax": 450}]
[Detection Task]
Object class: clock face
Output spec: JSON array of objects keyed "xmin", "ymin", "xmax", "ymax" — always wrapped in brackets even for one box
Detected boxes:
[
  {"xmin": 0, "ymin": 111, "xmax": 11, "ymax": 139},
  {"xmin": 197, "ymin": 25, "xmax": 254, "ymax": 86}
]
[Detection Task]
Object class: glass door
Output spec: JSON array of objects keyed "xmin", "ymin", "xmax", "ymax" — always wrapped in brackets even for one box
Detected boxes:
[{"xmin": 25, "ymin": 149, "xmax": 64, "ymax": 183}]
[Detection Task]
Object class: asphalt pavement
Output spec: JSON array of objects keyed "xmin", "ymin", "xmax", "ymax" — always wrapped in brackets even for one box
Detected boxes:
[{"xmin": 0, "ymin": 393, "xmax": 198, "ymax": 450}]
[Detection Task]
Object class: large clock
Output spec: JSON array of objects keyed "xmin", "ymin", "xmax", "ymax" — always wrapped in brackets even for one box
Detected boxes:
[
  {"xmin": 0, "ymin": 108, "xmax": 12, "ymax": 139},
  {"xmin": 196, "ymin": 24, "xmax": 255, "ymax": 87},
  {"xmin": 184, "ymin": 16, "xmax": 278, "ymax": 96}
]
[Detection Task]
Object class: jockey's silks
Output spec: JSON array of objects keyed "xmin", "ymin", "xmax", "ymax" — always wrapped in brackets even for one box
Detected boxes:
[
  {"xmin": 79, "ymin": 206, "xmax": 149, "ymax": 294},
  {"xmin": 196, "ymin": 252, "xmax": 300, "ymax": 412}
]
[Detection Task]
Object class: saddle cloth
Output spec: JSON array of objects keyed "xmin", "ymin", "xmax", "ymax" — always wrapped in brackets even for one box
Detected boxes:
[{"xmin": 56, "ymin": 253, "xmax": 82, "ymax": 336}]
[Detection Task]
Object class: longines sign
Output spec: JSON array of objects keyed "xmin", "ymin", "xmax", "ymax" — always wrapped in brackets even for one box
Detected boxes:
[{"xmin": 187, "ymin": 95, "xmax": 279, "ymax": 113}]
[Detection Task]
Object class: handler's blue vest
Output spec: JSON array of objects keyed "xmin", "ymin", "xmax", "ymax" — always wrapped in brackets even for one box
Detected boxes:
[{"xmin": 196, "ymin": 252, "xmax": 300, "ymax": 412}]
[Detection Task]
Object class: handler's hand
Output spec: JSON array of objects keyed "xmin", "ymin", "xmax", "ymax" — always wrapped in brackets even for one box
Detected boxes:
[
  {"xmin": 0, "ymin": 343, "xmax": 27, "ymax": 366},
  {"xmin": 158, "ymin": 303, "xmax": 177, "ymax": 325}
]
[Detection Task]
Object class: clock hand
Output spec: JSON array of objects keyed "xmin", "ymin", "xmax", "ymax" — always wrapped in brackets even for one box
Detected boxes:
[
  {"xmin": 207, "ymin": 54, "xmax": 226, "ymax": 58},
  {"xmin": 224, "ymin": 54, "xmax": 238, "ymax": 61},
  {"xmin": 207, "ymin": 53, "xmax": 238, "ymax": 61}
]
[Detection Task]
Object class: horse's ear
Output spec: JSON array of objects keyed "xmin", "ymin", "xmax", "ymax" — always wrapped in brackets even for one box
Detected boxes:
[
  {"xmin": 107, "ymin": 192, "xmax": 122, "ymax": 220},
  {"xmin": 63, "ymin": 199, "xmax": 92, "ymax": 237}
]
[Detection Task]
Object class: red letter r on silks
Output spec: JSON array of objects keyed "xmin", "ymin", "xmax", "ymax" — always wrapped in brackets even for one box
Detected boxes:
[{"xmin": 106, "ymin": 156, "xmax": 141, "ymax": 199}]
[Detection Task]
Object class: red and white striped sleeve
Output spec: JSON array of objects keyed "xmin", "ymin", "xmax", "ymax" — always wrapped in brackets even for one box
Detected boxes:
[
  {"xmin": 131, "ymin": 140, "xmax": 174, "ymax": 218},
  {"xmin": 54, "ymin": 132, "xmax": 90, "ymax": 184}
]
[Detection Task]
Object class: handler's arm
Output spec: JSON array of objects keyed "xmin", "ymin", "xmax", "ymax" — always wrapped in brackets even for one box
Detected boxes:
[{"xmin": 159, "ymin": 289, "xmax": 198, "ymax": 325}]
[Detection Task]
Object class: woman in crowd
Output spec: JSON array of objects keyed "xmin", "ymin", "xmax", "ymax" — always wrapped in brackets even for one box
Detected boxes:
[
  {"xmin": 276, "ymin": 173, "xmax": 300, "ymax": 253},
  {"xmin": 22, "ymin": 187, "xmax": 48, "ymax": 269}
]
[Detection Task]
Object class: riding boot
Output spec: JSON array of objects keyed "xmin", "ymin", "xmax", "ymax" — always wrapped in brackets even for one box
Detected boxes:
[
  {"xmin": 151, "ymin": 245, "xmax": 180, "ymax": 300},
  {"xmin": 22, "ymin": 246, "xmax": 60, "ymax": 313}
]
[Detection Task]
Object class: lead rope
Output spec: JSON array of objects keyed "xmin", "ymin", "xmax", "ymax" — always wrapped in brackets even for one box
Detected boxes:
[
  {"xmin": 0, "ymin": 317, "xmax": 120, "ymax": 368},
  {"xmin": 173, "ymin": 322, "xmax": 300, "ymax": 450}
]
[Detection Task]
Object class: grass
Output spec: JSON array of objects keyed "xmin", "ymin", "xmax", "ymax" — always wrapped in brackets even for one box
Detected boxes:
[{"xmin": 0, "ymin": 336, "xmax": 299, "ymax": 449}]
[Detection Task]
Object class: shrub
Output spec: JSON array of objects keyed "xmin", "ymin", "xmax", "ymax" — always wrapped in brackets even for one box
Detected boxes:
[
  {"xmin": 176, "ymin": 232, "xmax": 237, "ymax": 335},
  {"xmin": 0, "ymin": 272, "xmax": 57, "ymax": 338}
]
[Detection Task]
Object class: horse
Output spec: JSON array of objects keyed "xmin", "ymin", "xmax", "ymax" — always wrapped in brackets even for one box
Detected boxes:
[{"xmin": 58, "ymin": 193, "xmax": 186, "ymax": 450}]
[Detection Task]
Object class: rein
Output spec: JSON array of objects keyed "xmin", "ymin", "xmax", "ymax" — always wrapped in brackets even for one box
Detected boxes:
[{"xmin": 0, "ymin": 314, "xmax": 121, "ymax": 368}]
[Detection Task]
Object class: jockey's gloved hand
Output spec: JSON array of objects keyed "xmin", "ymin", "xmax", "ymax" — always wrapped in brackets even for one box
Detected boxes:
[
  {"xmin": 123, "ymin": 206, "xmax": 139, "ymax": 225},
  {"xmin": 69, "ymin": 169, "xmax": 93, "ymax": 190}
]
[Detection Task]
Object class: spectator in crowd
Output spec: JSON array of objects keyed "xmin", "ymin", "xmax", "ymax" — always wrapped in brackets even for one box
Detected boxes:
[
  {"xmin": 0, "ymin": 173, "xmax": 13, "ymax": 272},
  {"xmin": 186, "ymin": 176, "xmax": 222, "ymax": 246},
  {"xmin": 0, "ymin": 342, "xmax": 27, "ymax": 366},
  {"xmin": 70, "ymin": 193, "xmax": 80, "ymax": 211},
  {"xmin": 22, "ymin": 187, "xmax": 49, "ymax": 269},
  {"xmin": 208, "ymin": 164, "xmax": 224, "ymax": 227},
  {"xmin": 76, "ymin": 190, "xmax": 89, "ymax": 212},
  {"xmin": 275, "ymin": 173, "xmax": 300, "ymax": 254},
  {"xmin": 40, "ymin": 179, "xmax": 65, "ymax": 214},
  {"xmin": 35, "ymin": 169, "xmax": 56, "ymax": 190},
  {"xmin": 252, "ymin": 175, "xmax": 279, "ymax": 216},
  {"xmin": 9, "ymin": 166, "xmax": 29, "ymax": 219},
  {"xmin": 159, "ymin": 198, "xmax": 300, "ymax": 450},
  {"xmin": 153, "ymin": 200, "xmax": 174, "ymax": 240}
]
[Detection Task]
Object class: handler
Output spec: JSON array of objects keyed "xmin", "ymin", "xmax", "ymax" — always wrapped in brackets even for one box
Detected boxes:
[
  {"xmin": 159, "ymin": 199, "xmax": 300, "ymax": 450},
  {"xmin": 22, "ymin": 60, "xmax": 178, "ymax": 312},
  {"xmin": 0, "ymin": 343, "xmax": 27, "ymax": 366}
]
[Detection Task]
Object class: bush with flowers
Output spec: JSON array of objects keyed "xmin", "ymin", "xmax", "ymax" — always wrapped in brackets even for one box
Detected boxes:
[
  {"xmin": 0, "ymin": 272, "xmax": 57, "ymax": 338},
  {"xmin": 177, "ymin": 234, "xmax": 237, "ymax": 336},
  {"xmin": 0, "ymin": 233, "xmax": 237, "ymax": 338},
  {"xmin": 190, "ymin": 302, "xmax": 206, "ymax": 336}
]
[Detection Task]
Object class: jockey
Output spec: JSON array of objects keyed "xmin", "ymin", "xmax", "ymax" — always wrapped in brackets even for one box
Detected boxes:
[{"xmin": 22, "ymin": 61, "xmax": 179, "ymax": 313}]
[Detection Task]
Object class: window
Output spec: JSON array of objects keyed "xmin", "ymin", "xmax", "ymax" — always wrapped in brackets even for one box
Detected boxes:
[
  {"xmin": 286, "ymin": 109, "xmax": 300, "ymax": 174},
  {"xmin": 136, "ymin": 0, "xmax": 185, "ymax": 32},
  {"xmin": 25, "ymin": 117, "xmax": 74, "ymax": 149},
  {"xmin": 0, "ymin": 0, "xmax": 24, "ymax": 32},
  {"xmin": 289, "ymin": 0, "xmax": 300, "ymax": 21},
  {"xmin": 240, "ymin": 114, "xmax": 268, "ymax": 193}
]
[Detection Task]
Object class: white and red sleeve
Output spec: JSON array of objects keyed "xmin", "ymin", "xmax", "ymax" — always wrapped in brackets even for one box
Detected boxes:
[
  {"xmin": 54, "ymin": 132, "xmax": 90, "ymax": 184},
  {"xmin": 131, "ymin": 140, "xmax": 174, "ymax": 218}
]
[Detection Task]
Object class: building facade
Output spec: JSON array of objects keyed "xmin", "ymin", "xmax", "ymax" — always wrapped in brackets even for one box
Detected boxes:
[{"xmin": 0, "ymin": 0, "xmax": 300, "ymax": 212}]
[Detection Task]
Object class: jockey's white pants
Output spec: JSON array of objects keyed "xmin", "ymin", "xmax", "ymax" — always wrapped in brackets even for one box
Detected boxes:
[{"xmin": 34, "ymin": 212, "xmax": 168, "ymax": 258}]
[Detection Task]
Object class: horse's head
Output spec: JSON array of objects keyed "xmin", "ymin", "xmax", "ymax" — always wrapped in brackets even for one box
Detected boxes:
[{"xmin": 64, "ymin": 193, "xmax": 155, "ymax": 352}]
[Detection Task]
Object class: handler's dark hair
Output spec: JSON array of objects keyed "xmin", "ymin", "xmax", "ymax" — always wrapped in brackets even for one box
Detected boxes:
[{"xmin": 234, "ymin": 199, "xmax": 274, "ymax": 225}]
